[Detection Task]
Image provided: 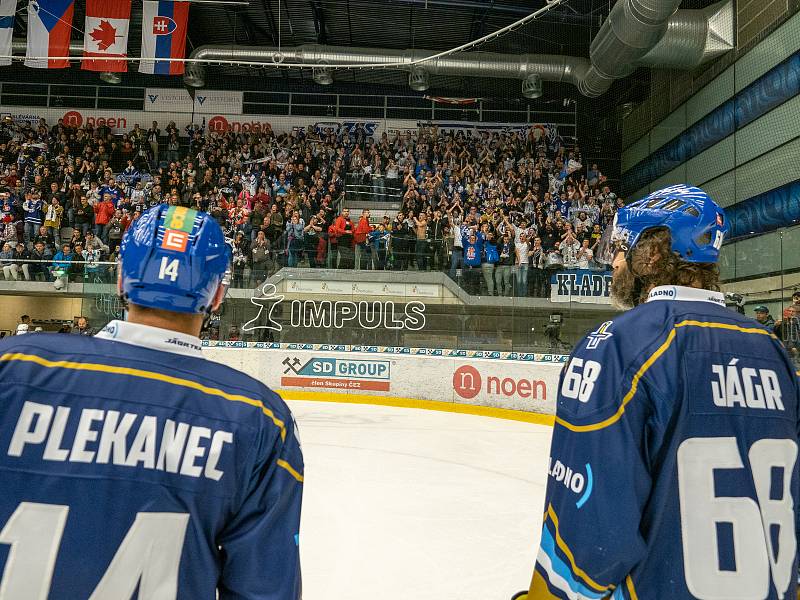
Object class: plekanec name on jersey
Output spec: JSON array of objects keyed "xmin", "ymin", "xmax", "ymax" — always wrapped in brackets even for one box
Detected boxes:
[{"xmin": 8, "ymin": 400, "xmax": 234, "ymax": 481}]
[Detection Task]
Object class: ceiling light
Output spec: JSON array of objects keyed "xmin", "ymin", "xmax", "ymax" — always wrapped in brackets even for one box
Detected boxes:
[
  {"xmin": 522, "ymin": 74, "xmax": 542, "ymax": 99},
  {"xmin": 409, "ymin": 67, "xmax": 430, "ymax": 91},
  {"xmin": 183, "ymin": 63, "xmax": 206, "ymax": 88},
  {"xmin": 99, "ymin": 71, "xmax": 122, "ymax": 85},
  {"xmin": 313, "ymin": 67, "xmax": 333, "ymax": 85}
]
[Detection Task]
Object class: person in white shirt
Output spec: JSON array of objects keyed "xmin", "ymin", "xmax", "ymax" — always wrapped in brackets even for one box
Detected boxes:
[
  {"xmin": 515, "ymin": 233, "xmax": 530, "ymax": 296},
  {"xmin": 559, "ymin": 231, "xmax": 580, "ymax": 269},
  {"xmin": 576, "ymin": 238, "xmax": 594, "ymax": 269},
  {"xmin": 14, "ymin": 315, "xmax": 30, "ymax": 335}
]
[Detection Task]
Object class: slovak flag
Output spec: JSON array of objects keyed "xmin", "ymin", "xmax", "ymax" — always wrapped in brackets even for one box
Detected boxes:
[
  {"xmin": 82, "ymin": 0, "xmax": 131, "ymax": 72},
  {"xmin": 139, "ymin": 0, "xmax": 189, "ymax": 75},
  {"xmin": 25, "ymin": 0, "xmax": 75, "ymax": 69},
  {"xmin": 0, "ymin": 0, "xmax": 16, "ymax": 67}
]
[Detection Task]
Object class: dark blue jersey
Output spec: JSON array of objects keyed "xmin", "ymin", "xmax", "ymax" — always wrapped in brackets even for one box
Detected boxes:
[
  {"xmin": 529, "ymin": 286, "xmax": 800, "ymax": 600},
  {"xmin": 0, "ymin": 320, "xmax": 303, "ymax": 599}
]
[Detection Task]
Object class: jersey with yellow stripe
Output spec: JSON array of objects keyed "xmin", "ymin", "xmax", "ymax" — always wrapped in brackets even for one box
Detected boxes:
[
  {"xmin": 529, "ymin": 286, "xmax": 800, "ymax": 600},
  {"xmin": 0, "ymin": 321, "xmax": 303, "ymax": 599}
]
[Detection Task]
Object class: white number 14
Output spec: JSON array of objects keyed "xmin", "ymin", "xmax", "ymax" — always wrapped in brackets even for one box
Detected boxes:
[
  {"xmin": 158, "ymin": 257, "xmax": 180, "ymax": 282},
  {"xmin": 0, "ymin": 503, "xmax": 189, "ymax": 600}
]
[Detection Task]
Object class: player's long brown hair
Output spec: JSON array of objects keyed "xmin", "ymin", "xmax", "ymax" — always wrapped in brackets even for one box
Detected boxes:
[{"xmin": 611, "ymin": 227, "xmax": 721, "ymax": 308}]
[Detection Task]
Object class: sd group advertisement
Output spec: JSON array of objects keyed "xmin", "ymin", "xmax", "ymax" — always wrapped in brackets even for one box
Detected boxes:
[{"xmin": 205, "ymin": 347, "xmax": 561, "ymax": 415}]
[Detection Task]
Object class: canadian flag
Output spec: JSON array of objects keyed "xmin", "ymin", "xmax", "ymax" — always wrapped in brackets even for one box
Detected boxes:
[{"xmin": 82, "ymin": 0, "xmax": 131, "ymax": 72}]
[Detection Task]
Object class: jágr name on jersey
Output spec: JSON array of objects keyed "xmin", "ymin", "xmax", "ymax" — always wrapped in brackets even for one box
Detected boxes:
[
  {"xmin": 7, "ymin": 401, "xmax": 234, "ymax": 481},
  {"xmin": 711, "ymin": 358, "xmax": 784, "ymax": 411}
]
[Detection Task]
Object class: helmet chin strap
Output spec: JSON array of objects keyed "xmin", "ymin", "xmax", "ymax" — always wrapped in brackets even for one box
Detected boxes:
[
  {"xmin": 202, "ymin": 267, "xmax": 232, "ymax": 332},
  {"xmin": 625, "ymin": 251, "xmax": 646, "ymax": 307},
  {"xmin": 631, "ymin": 277, "xmax": 645, "ymax": 307},
  {"xmin": 200, "ymin": 310, "xmax": 213, "ymax": 332},
  {"xmin": 118, "ymin": 291, "xmax": 130, "ymax": 314}
]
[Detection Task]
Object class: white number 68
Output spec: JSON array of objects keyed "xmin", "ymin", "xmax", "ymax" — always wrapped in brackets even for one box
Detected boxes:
[{"xmin": 561, "ymin": 358, "xmax": 602, "ymax": 403}]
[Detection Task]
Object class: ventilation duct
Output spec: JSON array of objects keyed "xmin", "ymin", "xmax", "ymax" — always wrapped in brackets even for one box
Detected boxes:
[
  {"xmin": 183, "ymin": 61, "xmax": 206, "ymax": 88},
  {"xmin": 183, "ymin": 1, "xmax": 732, "ymax": 96},
  {"xmin": 11, "ymin": 40, "xmax": 83, "ymax": 55},
  {"xmin": 185, "ymin": 45, "xmax": 593, "ymax": 91},
  {"xmin": 577, "ymin": 0, "xmax": 684, "ymax": 96},
  {"xmin": 9, "ymin": 41, "xmax": 122, "ymax": 83},
  {"xmin": 638, "ymin": 0, "xmax": 734, "ymax": 68},
  {"xmin": 4, "ymin": 1, "xmax": 732, "ymax": 99}
]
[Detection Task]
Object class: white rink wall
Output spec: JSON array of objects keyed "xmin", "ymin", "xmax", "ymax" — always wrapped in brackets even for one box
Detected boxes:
[{"xmin": 204, "ymin": 347, "xmax": 562, "ymax": 416}]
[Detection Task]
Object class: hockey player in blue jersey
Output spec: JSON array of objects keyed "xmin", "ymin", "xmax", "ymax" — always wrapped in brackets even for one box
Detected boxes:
[
  {"xmin": 514, "ymin": 185, "xmax": 800, "ymax": 600},
  {"xmin": 0, "ymin": 204, "xmax": 304, "ymax": 599}
]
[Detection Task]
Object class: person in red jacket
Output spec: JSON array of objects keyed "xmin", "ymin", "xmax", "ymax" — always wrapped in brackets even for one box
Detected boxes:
[
  {"xmin": 354, "ymin": 208, "xmax": 373, "ymax": 270},
  {"xmin": 93, "ymin": 193, "xmax": 116, "ymax": 243},
  {"xmin": 331, "ymin": 207, "xmax": 355, "ymax": 269},
  {"xmin": 120, "ymin": 209, "xmax": 137, "ymax": 233}
]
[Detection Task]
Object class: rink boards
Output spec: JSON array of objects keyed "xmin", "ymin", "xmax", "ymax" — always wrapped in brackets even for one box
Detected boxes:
[{"xmin": 204, "ymin": 346, "xmax": 562, "ymax": 424}]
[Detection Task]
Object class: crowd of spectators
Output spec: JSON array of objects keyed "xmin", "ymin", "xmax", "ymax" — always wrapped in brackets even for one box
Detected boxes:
[
  {"xmin": 0, "ymin": 112, "xmax": 622, "ymax": 296},
  {"xmin": 8, "ymin": 314, "xmax": 94, "ymax": 335},
  {"xmin": 754, "ymin": 293, "xmax": 800, "ymax": 363}
]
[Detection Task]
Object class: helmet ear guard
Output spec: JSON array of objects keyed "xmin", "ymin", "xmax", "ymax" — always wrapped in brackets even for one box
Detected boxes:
[
  {"xmin": 200, "ymin": 245, "xmax": 234, "ymax": 331},
  {"xmin": 594, "ymin": 213, "xmax": 631, "ymax": 265}
]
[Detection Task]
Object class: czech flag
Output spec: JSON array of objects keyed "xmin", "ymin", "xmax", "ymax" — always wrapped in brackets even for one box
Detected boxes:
[
  {"xmin": 139, "ymin": 0, "xmax": 189, "ymax": 75},
  {"xmin": 25, "ymin": 0, "xmax": 75, "ymax": 69},
  {"xmin": 82, "ymin": 0, "xmax": 131, "ymax": 72}
]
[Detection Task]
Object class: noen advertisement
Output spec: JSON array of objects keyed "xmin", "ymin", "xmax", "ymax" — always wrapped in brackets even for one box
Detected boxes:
[{"xmin": 205, "ymin": 348, "xmax": 561, "ymax": 416}]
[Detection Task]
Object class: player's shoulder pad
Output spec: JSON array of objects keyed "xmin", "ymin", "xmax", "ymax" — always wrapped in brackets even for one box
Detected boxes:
[
  {"xmin": 0, "ymin": 331, "xmax": 86, "ymax": 355},
  {"xmin": 0, "ymin": 333, "xmax": 294, "ymax": 439},
  {"xmin": 556, "ymin": 303, "xmax": 672, "ymax": 425},
  {"xmin": 192, "ymin": 357, "xmax": 295, "ymax": 433}
]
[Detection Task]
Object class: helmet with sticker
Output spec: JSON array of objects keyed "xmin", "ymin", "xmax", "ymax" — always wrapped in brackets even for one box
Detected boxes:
[
  {"xmin": 119, "ymin": 204, "xmax": 231, "ymax": 314},
  {"xmin": 610, "ymin": 185, "xmax": 729, "ymax": 264}
]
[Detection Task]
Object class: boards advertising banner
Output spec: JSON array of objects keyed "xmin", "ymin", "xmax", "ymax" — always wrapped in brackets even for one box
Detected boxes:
[{"xmin": 204, "ymin": 347, "xmax": 561, "ymax": 415}]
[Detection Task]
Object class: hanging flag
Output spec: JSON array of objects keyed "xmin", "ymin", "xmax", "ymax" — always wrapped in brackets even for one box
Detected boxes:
[
  {"xmin": 139, "ymin": 0, "xmax": 189, "ymax": 75},
  {"xmin": 0, "ymin": 0, "xmax": 16, "ymax": 67},
  {"xmin": 423, "ymin": 96, "xmax": 480, "ymax": 106},
  {"xmin": 82, "ymin": 0, "xmax": 131, "ymax": 72},
  {"xmin": 25, "ymin": 0, "xmax": 75, "ymax": 69}
]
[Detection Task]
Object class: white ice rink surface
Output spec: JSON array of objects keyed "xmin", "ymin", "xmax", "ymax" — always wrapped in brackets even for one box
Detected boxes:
[{"xmin": 289, "ymin": 400, "xmax": 553, "ymax": 600}]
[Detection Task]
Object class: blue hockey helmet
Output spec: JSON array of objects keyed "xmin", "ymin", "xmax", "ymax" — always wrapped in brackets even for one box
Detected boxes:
[
  {"xmin": 120, "ymin": 204, "xmax": 232, "ymax": 314},
  {"xmin": 605, "ymin": 184, "xmax": 729, "ymax": 264}
]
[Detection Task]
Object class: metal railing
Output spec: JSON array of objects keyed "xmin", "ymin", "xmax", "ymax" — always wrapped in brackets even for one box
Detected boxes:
[
  {"xmin": 0, "ymin": 247, "xmax": 610, "ymax": 296},
  {"xmin": 0, "ymin": 258, "xmax": 118, "ymax": 282},
  {"xmin": 344, "ymin": 174, "xmax": 404, "ymax": 204},
  {"xmin": 0, "ymin": 81, "xmax": 579, "ymax": 130}
]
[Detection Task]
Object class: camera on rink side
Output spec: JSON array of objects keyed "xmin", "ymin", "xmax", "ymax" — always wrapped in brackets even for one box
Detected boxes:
[
  {"xmin": 725, "ymin": 292, "xmax": 745, "ymax": 315},
  {"xmin": 544, "ymin": 314, "xmax": 564, "ymax": 346}
]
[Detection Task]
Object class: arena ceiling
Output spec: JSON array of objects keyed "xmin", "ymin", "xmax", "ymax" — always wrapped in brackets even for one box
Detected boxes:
[
  {"xmin": 181, "ymin": 0, "xmax": 724, "ymax": 95},
  {"xmin": 2, "ymin": 0, "xmax": 725, "ymax": 101}
]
